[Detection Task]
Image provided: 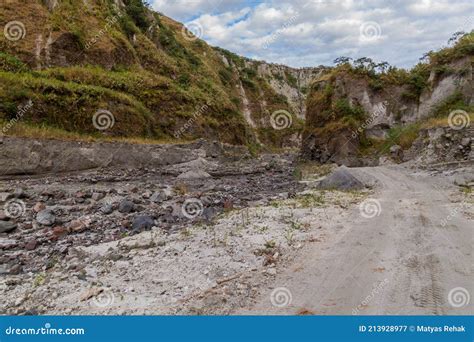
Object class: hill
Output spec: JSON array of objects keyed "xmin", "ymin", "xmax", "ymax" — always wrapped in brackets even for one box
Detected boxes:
[{"xmin": 0, "ymin": 0, "xmax": 323, "ymax": 148}]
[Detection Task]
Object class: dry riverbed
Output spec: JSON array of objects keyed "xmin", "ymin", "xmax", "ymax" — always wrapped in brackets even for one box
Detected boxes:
[{"xmin": 0, "ymin": 152, "xmax": 472, "ymax": 316}]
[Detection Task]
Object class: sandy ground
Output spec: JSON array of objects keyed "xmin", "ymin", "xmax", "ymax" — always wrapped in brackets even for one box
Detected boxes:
[{"xmin": 241, "ymin": 165, "xmax": 473, "ymax": 315}]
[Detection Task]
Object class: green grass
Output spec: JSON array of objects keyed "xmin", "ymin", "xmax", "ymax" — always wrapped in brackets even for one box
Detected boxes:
[{"xmin": 0, "ymin": 118, "xmax": 188, "ymax": 145}]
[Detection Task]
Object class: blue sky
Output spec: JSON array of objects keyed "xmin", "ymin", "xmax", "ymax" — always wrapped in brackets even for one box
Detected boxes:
[{"xmin": 151, "ymin": 0, "xmax": 473, "ymax": 68}]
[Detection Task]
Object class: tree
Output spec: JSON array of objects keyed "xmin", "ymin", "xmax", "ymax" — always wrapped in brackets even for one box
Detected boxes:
[
  {"xmin": 333, "ymin": 56, "xmax": 352, "ymax": 66},
  {"xmin": 376, "ymin": 61, "xmax": 389, "ymax": 73},
  {"xmin": 354, "ymin": 57, "xmax": 372, "ymax": 70},
  {"xmin": 448, "ymin": 31, "xmax": 466, "ymax": 45}
]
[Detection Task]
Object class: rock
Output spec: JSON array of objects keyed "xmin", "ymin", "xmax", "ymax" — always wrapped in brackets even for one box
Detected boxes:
[
  {"xmin": 173, "ymin": 157, "xmax": 218, "ymax": 173},
  {"xmin": 100, "ymin": 204, "xmax": 114, "ymax": 215},
  {"xmin": 14, "ymin": 188, "xmax": 27, "ymax": 198},
  {"xmin": 0, "ymin": 237, "xmax": 18, "ymax": 249},
  {"xmin": 461, "ymin": 137, "xmax": 471, "ymax": 147},
  {"xmin": 223, "ymin": 199, "xmax": 234, "ymax": 211},
  {"xmin": 80, "ymin": 287, "xmax": 103, "ymax": 301},
  {"xmin": 317, "ymin": 166, "xmax": 365, "ymax": 190},
  {"xmin": 9, "ymin": 264, "xmax": 22, "ymax": 275},
  {"xmin": 266, "ymin": 268, "xmax": 277, "ymax": 275},
  {"xmin": 33, "ymin": 202, "xmax": 46, "ymax": 213},
  {"xmin": 131, "ymin": 215, "xmax": 155, "ymax": 233},
  {"xmin": 52, "ymin": 226, "xmax": 68, "ymax": 239},
  {"xmin": 162, "ymin": 187, "xmax": 174, "ymax": 199},
  {"xmin": 177, "ymin": 170, "xmax": 212, "ymax": 180},
  {"xmin": 454, "ymin": 174, "xmax": 474, "ymax": 188},
  {"xmin": 118, "ymin": 200, "xmax": 134, "ymax": 213},
  {"xmin": 36, "ymin": 209, "xmax": 56, "ymax": 226},
  {"xmin": 75, "ymin": 191, "xmax": 86, "ymax": 198},
  {"xmin": 68, "ymin": 218, "xmax": 91, "ymax": 233},
  {"xmin": 389, "ymin": 145, "xmax": 403, "ymax": 161},
  {"xmin": 150, "ymin": 191, "xmax": 167, "ymax": 203},
  {"xmin": 25, "ymin": 239, "xmax": 37, "ymax": 251},
  {"xmin": 0, "ymin": 192, "xmax": 12, "ymax": 202},
  {"xmin": 390, "ymin": 145, "xmax": 402, "ymax": 153},
  {"xmin": 142, "ymin": 190, "xmax": 153, "ymax": 199},
  {"xmin": 0, "ymin": 221, "xmax": 17, "ymax": 233},
  {"xmin": 91, "ymin": 192, "xmax": 105, "ymax": 201},
  {"xmin": 0, "ymin": 265, "xmax": 7, "ymax": 275},
  {"xmin": 378, "ymin": 156, "xmax": 394, "ymax": 166},
  {"xmin": 202, "ymin": 207, "xmax": 220, "ymax": 221}
]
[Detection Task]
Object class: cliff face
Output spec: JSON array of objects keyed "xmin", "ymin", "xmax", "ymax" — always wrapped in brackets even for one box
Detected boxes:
[
  {"xmin": 302, "ymin": 34, "xmax": 474, "ymax": 166},
  {"xmin": 216, "ymin": 50, "xmax": 326, "ymax": 146},
  {"xmin": 0, "ymin": 0, "xmax": 321, "ymax": 147}
]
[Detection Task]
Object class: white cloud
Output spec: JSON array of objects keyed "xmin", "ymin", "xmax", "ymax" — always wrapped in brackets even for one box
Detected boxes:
[{"xmin": 152, "ymin": 0, "xmax": 474, "ymax": 68}]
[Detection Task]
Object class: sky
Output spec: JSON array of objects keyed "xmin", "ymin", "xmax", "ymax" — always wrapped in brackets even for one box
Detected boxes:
[{"xmin": 151, "ymin": 0, "xmax": 474, "ymax": 69}]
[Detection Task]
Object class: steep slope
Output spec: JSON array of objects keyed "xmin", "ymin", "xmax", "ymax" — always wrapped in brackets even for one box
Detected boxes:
[
  {"xmin": 0, "ymin": 0, "xmax": 321, "ymax": 148},
  {"xmin": 302, "ymin": 32, "xmax": 474, "ymax": 166}
]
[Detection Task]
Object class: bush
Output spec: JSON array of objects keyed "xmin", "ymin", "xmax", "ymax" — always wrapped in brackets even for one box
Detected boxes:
[
  {"xmin": 178, "ymin": 73, "xmax": 191, "ymax": 88},
  {"xmin": 332, "ymin": 99, "xmax": 366, "ymax": 122},
  {"xmin": 368, "ymin": 78, "xmax": 384, "ymax": 92},
  {"xmin": 241, "ymin": 77, "xmax": 256, "ymax": 90},
  {"xmin": 387, "ymin": 124, "xmax": 420, "ymax": 149},
  {"xmin": 219, "ymin": 68, "xmax": 233, "ymax": 85},
  {"xmin": 124, "ymin": 0, "xmax": 151, "ymax": 32},
  {"xmin": 286, "ymin": 73, "xmax": 298, "ymax": 88}
]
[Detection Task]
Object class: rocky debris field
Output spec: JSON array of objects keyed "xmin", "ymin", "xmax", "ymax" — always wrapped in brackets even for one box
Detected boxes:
[{"xmin": 0, "ymin": 150, "xmax": 370, "ymax": 315}]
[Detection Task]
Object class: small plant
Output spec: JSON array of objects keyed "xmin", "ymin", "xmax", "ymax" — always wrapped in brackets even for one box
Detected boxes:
[
  {"xmin": 297, "ymin": 193, "xmax": 325, "ymax": 208},
  {"xmin": 290, "ymin": 220, "xmax": 303, "ymax": 231},
  {"xmin": 264, "ymin": 240, "xmax": 276, "ymax": 250},
  {"xmin": 174, "ymin": 183, "xmax": 188, "ymax": 195},
  {"xmin": 181, "ymin": 228, "xmax": 192, "ymax": 238},
  {"xmin": 33, "ymin": 273, "xmax": 46, "ymax": 287}
]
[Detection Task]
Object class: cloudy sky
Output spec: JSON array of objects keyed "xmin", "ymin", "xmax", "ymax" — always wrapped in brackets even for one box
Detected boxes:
[{"xmin": 151, "ymin": 0, "xmax": 473, "ymax": 68}]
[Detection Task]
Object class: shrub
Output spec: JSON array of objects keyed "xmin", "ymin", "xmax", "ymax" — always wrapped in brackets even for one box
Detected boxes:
[
  {"xmin": 124, "ymin": 0, "xmax": 151, "ymax": 32},
  {"xmin": 219, "ymin": 68, "xmax": 233, "ymax": 85}
]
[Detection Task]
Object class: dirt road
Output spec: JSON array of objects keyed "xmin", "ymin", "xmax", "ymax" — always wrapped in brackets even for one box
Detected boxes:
[{"xmin": 242, "ymin": 165, "xmax": 473, "ymax": 315}]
